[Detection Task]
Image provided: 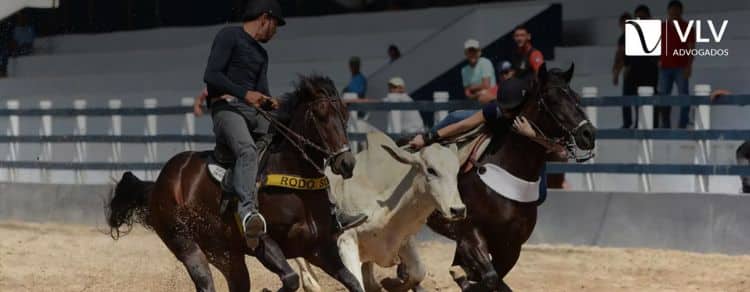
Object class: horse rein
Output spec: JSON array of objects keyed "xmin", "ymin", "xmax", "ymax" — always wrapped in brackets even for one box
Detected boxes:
[
  {"xmin": 255, "ymin": 96, "xmax": 350, "ymax": 175},
  {"xmin": 520, "ymin": 85, "xmax": 594, "ymax": 162}
]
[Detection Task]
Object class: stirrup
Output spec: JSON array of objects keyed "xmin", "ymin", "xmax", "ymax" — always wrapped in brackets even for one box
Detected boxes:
[{"xmin": 242, "ymin": 212, "xmax": 267, "ymax": 249}]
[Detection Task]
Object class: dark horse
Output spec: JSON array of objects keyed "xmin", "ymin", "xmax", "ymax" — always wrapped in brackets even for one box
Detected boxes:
[
  {"xmin": 426, "ymin": 64, "xmax": 596, "ymax": 291},
  {"xmin": 107, "ymin": 75, "xmax": 364, "ymax": 292}
]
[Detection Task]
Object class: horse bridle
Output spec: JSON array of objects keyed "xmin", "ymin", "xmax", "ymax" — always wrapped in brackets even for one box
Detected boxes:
[
  {"xmin": 256, "ymin": 95, "xmax": 351, "ymax": 174},
  {"xmin": 523, "ymin": 85, "xmax": 595, "ymax": 162}
]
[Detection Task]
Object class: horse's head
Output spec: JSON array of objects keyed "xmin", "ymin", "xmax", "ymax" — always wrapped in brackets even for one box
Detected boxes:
[
  {"xmin": 520, "ymin": 63, "xmax": 596, "ymax": 161},
  {"xmin": 381, "ymin": 144, "xmax": 466, "ymax": 221},
  {"xmin": 288, "ymin": 75, "xmax": 356, "ymax": 178}
]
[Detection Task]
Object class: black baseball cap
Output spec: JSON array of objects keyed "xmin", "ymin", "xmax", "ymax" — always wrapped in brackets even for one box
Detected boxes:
[
  {"xmin": 497, "ymin": 77, "xmax": 531, "ymax": 109},
  {"xmin": 243, "ymin": 0, "xmax": 286, "ymax": 26}
]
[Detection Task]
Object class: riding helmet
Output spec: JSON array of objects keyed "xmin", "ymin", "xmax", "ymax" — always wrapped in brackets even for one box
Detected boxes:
[{"xmin": 497, "ymin": 77, "xmax": 531, "ymax": 109}]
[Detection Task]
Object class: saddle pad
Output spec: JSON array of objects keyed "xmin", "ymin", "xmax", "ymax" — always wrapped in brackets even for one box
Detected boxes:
[
  {"xmin": 208, "ymin": 163, "xmax": 227, "ymax": 182},
  {"xmin": 458, "ymin": 133, "xmax": 492, "ymax": 172},
  {"xmin": 477, "ymin": 163, "xmax": 540, "ymax": 203}
]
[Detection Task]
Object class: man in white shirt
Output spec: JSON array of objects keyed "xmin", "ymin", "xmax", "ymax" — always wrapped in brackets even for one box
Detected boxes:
[{"xmin": 383, "ymin": 77, "xmax": 424, "ymax": 134}]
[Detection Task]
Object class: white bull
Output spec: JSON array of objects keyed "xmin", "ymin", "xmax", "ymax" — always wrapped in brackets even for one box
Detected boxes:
[{"xmin": 298, "ymin": 131, "xmax": 465, "ymax": 291}]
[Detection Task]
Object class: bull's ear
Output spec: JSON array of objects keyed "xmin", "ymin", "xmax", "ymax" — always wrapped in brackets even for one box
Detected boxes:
[
  {"xmin": 381, "ymin": 145, "xmax": 419, "ymax": 166},
  {"xmin": 448, "ymin": 144, "xmax": 458, "ymax": 156},
  {"xmin": 563, "ymin": 63, "xmax": 575, "ymax": 83}
]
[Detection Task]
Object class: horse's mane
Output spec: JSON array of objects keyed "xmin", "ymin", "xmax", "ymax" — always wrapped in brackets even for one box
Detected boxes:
[{"xmin": 292, "ymin": 74, "xmax": 339, "ymax": 102}]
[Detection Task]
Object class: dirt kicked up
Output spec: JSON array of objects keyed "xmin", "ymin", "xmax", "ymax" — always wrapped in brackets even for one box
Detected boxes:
[{"xmin": 1, "ymin": 221, "xmax": 749, "ymax": 292}]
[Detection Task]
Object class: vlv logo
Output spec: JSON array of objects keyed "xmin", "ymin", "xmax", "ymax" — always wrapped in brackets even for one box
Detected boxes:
[
  {"xmin": 625, "ymin": 19, "xmax": 661, "ymax": 56},
  {"xmin": 674, "ymin": 20, "xmax": 728, "ymax": 43}
]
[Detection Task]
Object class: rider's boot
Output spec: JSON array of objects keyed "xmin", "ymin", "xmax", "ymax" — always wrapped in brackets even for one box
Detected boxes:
[{"xmin": 330, "ymin": 202, "xmax": 368, "ymax": 233}]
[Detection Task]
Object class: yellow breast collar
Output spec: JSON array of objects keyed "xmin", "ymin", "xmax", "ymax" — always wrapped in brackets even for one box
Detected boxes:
[{"xmin": 262, "ymin": 174, "xmax": 329, "ymax": 190}]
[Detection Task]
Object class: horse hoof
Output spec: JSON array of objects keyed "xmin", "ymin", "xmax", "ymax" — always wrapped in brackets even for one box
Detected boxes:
[
  {"xmin": 280, "ymin": 272, "xmax": 301, "ymax": 292},
  {"xmin": 380, "ymin": 277, "xmax": 406, "ymax": 292}
]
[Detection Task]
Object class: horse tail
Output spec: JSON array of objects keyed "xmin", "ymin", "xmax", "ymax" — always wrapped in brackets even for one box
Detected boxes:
[{"xmin": 106, "ymin": 171, "xmax": 155, "ymax": 239}]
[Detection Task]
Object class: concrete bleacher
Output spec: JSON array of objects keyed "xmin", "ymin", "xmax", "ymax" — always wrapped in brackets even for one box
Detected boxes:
[
  {"xmin": 0, "ymin": 2, "xmax": 555, "ymax": 184},
  {"xmin": 0, "ymin": 1, "xmax": 747, "ymax": 192},
  {"xmin": 2, "ymin": 6, "xmax": 469, "ymax": 99}
]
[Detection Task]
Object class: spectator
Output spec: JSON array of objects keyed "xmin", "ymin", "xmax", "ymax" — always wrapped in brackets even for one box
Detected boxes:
[
  {"xmin": 737, "ymin": 141, "xmax": 750, "ymax": 193},
  {"xmin": 431, "ymin": 39, "xmax": 496, "ymax": 131},
  {"xmin": 616, "ymin": 6, "xmax": 659, "ymax": 129},
  {"xmin": 510, "ymin": 26, "xmax": 544, "ymax": 78},
  {"xmin": 383, "ymin": 77, "xmax": 424, "ymax": 134},
  {"xmin": 11, "ymin": 12, "xmax": 35, "ymax": 56},
  {"xmin": 461, "ymin": 38, "xmax": 497, "ymax": 104},
  {"xmin": 613, "ymin": 12, "xmax": 632, "ymax": 127},
  {"xmin": 388, "ymin": 44, "xmax": 401, "ymax": 63},
  {"xmin": 0, "ymin": 20, "xmax": 11, "ymax": 77},
  {"xmin": 510, "ymin": 26, "xmax": 567, "ymax": 188},
  {"xmin": 344, "ymin": 56, "xmax": 367, "ymax": 98},
  {"xmin": 497, "ymin": 60, "xmax": 515, "ymax": 81},
  {"xmin": 659, "ymin": 0, "xmax": 695, "ymax": 129}
]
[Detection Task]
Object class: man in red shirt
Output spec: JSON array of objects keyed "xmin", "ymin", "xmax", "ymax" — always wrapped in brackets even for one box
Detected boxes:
[
  {"xmin": 510, "ymin": 26, "xmax": 545, "ymax": 78},
  {"xmin": 659, "ymin": 0, "xmax": 695, "ymax": 128}
]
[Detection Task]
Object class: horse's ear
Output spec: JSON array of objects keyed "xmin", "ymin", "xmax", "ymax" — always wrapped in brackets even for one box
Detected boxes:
[
  {"xmin": 538, "ymin": 63, "xmax": 549, "ymax": 85},
  {"xmin": 381, "ymin": 145, "xmax": 419, "ymax": 166},
  {"xmin": 563, "ymin": 63, "xmax": 575, "ymax": 83}
]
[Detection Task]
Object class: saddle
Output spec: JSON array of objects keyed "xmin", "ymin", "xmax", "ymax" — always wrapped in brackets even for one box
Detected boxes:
[
  {"xmin": 204, "ymin": 140, "xmax": 274, "ymax": 215},
  {"xmin": 452, "ymin": 125, "xmax": 492, "ymax": 173},
  {"xmin": 205, "ymin": 140, "xmax": 330, "ymax": 215}
]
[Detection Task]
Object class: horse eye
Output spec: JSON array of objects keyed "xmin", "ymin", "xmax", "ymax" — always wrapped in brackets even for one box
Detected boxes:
[{"xmin": 427, "ymin": 167, "xmax": 438, "ymax": 177}]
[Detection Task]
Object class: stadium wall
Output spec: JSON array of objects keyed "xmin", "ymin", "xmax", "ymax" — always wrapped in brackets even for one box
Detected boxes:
[{"xmin": 3, "ymin": 184, "xmax": 750, "ymax": 255}]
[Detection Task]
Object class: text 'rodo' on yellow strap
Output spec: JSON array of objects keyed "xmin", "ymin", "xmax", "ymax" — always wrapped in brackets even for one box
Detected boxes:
[{"xmin": 264, "ymin": 174, "xmax": 329, "ymax": 190}]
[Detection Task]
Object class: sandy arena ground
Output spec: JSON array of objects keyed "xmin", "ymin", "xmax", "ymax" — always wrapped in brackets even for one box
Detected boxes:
[{"xmin": 1, "ymin": 221, "xmax": 749, "ymax": 292}]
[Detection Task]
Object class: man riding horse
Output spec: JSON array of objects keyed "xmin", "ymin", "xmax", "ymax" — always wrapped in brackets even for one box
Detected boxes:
[{"xmin": 203, "ymin": 0, "xmax": 366, "ymax": 247}]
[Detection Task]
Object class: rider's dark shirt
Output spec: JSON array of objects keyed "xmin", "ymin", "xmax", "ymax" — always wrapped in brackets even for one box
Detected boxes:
[
  {"xmin": 204, "ymin": 26, "xmax": 270, "ymax": 107},
  {"xmin": 482, "ymin": 102, "xmax": 512, "ymax": 138}
]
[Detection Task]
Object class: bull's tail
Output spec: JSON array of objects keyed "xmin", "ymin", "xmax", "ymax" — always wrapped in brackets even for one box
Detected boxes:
[{"xmin": 106, "ymin": 171, "xmax": 155, "ymax": 239}]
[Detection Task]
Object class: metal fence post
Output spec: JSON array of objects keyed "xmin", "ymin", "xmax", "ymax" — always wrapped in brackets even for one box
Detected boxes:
[
  {"xmin": 108, "ymin": 99, "xmax": 122, "ymax": 179},
  {"xmin": 181, "ymin": 97, "xmax": 196, "ymax": 151},
  {"xmin": 74, "ymin": 99, "xmax": 87, "ymax": 184},
  {"xmin": 694, "ymin": 84, "xmax": 712, "ymax": 192},
  {"xmin": 386, "ymin": 93, "xmax": 403, "ymax": 135},
  {"xmin": 144, "ymin": 98, "xmax": 158, "ymax": 179},
  {"xmin": 39, "ymin": 100, "xmax": 53, "ymax": 183},
  {"xmin": 637, "ymin": 86, "xmax": 654, "ymax": 192},
  {"xmin": 581, "ymin": 86, "xmax": 598, "ymax": 191},
  {"xmin": 6, "ymin": 100, "xmax": 19, "ymax": 182},
  {"xmin": 433, "ymin": 91, "xmax": 449, "ymax": 126},
  {"xmin": 342, "ymin": 93, "xmax": 361, "ymax": 153}
]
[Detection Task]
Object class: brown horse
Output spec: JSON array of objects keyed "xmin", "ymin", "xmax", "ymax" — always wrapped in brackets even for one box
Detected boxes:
[
  {"xmin": 425, "ymin": 64, "xmax": 596, "ymax": 291},
  {"xmin": 106, "ymin": 75, "xmax": 364, "ymax": 292}
]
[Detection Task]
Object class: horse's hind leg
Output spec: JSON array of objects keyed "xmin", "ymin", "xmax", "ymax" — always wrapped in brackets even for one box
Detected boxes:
[
  {"xmin": 204, "ymin": 244, "xmax": 250, "ymax": 292},
  {"xmin": 160, "ymin": 234, "xmax": 216, "ymax": 292},
  {"xmin": 254, "ymin": 235, "xmax": 300, "ymax": 292}
]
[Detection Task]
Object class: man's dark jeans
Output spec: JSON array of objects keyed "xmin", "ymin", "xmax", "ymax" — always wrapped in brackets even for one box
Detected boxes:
[
  {"xmin": 212, "ymin": 109, "xmax": 260, "ymax": 217},
  {"xmin": 658, "ymin": 67, "xmax": 690, "ymax": 128}
]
